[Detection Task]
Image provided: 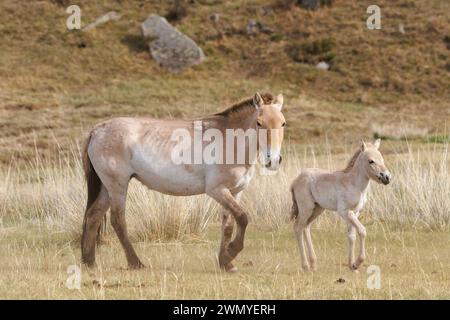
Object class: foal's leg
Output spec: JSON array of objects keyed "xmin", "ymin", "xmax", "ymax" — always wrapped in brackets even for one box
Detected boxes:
[
  {"xmin": 346, "ymin": 223, "xmax": 357, "ymax": 270},
  {"xmin": 294, "ymin": 217, "xmax": 310, "ymax": 272},
  {"xmin": 303, "ymin": 206, "xmax": 324, "ymax": 271},
  {"xmin": 109, "ymin": 188, "xmax": 144, "ymax": 269},
  {"xmin": 208, "ymin": 187, "xmax": 248, "ymax": 271},
  {"xmin": 343, "ymin": 210, "xmax": 366, "ymax": 270},
  {"xmin": 81, "ymin": 186, "xmax": 110, "ymax": 267}
]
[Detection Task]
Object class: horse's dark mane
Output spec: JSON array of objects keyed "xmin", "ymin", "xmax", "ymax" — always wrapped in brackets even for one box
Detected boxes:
[
  {"xmin": 215, "ymin": 93, "xmax": 274, "ymax": 117},
  {"xmin": 342, "ymin": 149, "xmax": 362, "ymax": 173}
]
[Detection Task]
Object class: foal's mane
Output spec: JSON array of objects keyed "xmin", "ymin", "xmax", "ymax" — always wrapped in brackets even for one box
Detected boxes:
[
  {"xmin": 342, "ymin": 149, "xmax": 362, "ymax": 173},
  {"xmin": 215, "ymin": 93, "xmax": 274, "ymax": 117}
]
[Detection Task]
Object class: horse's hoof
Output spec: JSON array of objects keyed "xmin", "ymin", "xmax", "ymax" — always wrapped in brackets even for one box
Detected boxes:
[
  {"xmin": 129, "ymin": 262, "xmax": 146, "ymax": 270},
  {"xmin": 227, "ymin": 266, "xmax": 239, "ymax": 273}
]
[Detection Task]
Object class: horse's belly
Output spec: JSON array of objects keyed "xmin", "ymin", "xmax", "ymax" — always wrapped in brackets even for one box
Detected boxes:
[
  {"xmin": 136, "ymin": 167, "xmax": 205, "ymax": 196},
  {"xmin": 131, "ymin": 152, "xmax": 205, "ymax": 196},
  {"xmin": 311, "ymin": 187, "xmax": 338, "ymax": 211}
]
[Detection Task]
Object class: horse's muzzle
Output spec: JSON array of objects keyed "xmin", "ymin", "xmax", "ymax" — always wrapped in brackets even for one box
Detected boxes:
[{"xmin": 379, "ymin": 172, "xmax": 391, "ymax": 185}]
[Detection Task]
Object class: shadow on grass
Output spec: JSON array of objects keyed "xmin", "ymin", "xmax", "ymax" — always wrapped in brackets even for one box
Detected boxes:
[{"xmin": 121, "ymin": 34, "xmax": 148, "ymax": 53}]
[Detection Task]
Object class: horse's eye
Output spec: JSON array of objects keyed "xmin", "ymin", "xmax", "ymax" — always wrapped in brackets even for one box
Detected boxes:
[
  {"xmin": 281, "ymin": 122, "xmax": 286, "ymax": 127},
  {"xmin": 369, "ymin": 160, "xmax": 375, "ymax": 164},
  {"xmin": 257, "ymin": 121, "xmax": 262, "ymax": 127}
]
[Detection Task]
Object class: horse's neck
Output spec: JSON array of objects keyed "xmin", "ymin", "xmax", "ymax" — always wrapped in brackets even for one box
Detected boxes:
[
  {"xmin": 347, "ymin": 156, "xmax": 370, "ymax": 192},
  {"xmin": 206, "ymin": 112, "xmax": 259, "ymax": 166}
]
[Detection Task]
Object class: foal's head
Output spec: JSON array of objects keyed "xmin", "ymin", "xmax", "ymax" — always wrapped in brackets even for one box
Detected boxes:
[
  {"xmin": 360, "ymin": 139, "xmax": 391, "ymax": 185},
  {"xmin": 253, "ymin": 92, "xmax": 286, "ymax": 171}
]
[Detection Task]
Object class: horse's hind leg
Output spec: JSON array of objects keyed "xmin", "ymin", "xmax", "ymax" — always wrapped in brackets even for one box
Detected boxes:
[
  {"xmin": 109, "ymin": 188, "xmax": 144, "ymax": 269},
  {"xmin": 292, "ymin": 186, "xmax": 315, "ymax": 272},
  {"xmin": 81, "ymin": 186, "xmax": 110, "ymax": 267}
]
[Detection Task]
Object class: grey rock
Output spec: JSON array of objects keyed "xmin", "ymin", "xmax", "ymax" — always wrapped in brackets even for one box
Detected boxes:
[
  {"xmin": 246, "ymin": 20, "xmax": 259, "ymax": 35},
  {"xmin": 246, "ymin": 20, "xmax": 274, "ymax": 35},
  {"xmin": 141, "ymin": 14, "xmax": 205, "ymax": 73},
  {"xmin": 299, "ymin": 0, "xmax": 333, "ymax": 10},
  {"xmin": 300, "ymin": 0, "xmax": 320, "ymax": 10},
  {"xmin": 82, "ymin": 11, "xmax": 121, "ymax": 32},
  {"xmin": 209, "ymin": 13, "xmax": 220, "ymax": 23},
  {"xmin": 316, "ymin": 61, "xmax": 330, "ymax": 70}
]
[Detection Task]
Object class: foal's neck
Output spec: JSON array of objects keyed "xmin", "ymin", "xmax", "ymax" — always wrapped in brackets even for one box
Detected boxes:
[{"xmin": 347, "ymin": 155, "xmax": 370, "ymax": 191}]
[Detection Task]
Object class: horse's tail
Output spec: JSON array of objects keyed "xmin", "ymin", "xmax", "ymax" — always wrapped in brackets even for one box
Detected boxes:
[
  {"xmin": 82, "ymin": 132, "xmax": 106, "ymax": 246},
  {"xmin": 290, "ymin": 187, "xmax": 299, "ymax": 221}
]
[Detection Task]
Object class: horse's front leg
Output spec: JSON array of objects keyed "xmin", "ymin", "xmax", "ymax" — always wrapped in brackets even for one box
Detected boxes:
[
  {"xmin": 208, "ymin": 188, "xmax": 248, "ymax": 272},
  {"xmin": 343, "ymin": 210, "xmax": 366, "ymax": 270}
]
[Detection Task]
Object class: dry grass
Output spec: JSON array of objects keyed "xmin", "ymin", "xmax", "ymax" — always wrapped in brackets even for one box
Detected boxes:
[{"xmin": 0, "ymin": 141, "xmax": 449, "ymax": 299}]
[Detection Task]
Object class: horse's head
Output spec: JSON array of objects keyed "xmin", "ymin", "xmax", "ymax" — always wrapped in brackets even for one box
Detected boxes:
[
  {"xmin": 360, "ymin": 139, "xmax": 391, "ymax": 185},
  {"xmin": 253, "ymin": 92, "xmax": 286, "ymax": 171}
]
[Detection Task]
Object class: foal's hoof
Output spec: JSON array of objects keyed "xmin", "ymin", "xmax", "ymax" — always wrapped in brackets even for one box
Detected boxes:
[
  {"xmin": 302, "ymin": 266, "xmax": 311, "ymax": 273},
  {"xmin": 350, "ymin": 263, "xmax": 359, "ymax": 272}
]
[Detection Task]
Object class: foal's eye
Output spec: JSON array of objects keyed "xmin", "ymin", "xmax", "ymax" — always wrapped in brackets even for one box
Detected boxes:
[
  {"xmin": 257, "ymin": 121, "xmax": 262, "ymax": 127},
  {"xmin": 369, "ymin": 160, "xmax": 375, "ymax": 164},
  {"xmin": 281, "ymin": 122, "xmax": 286, "ymax": 127}
]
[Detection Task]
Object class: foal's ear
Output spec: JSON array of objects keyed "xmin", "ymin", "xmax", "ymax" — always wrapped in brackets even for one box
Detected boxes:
[
  {"xmin": 373, "ymin": 138, "xmax": 381, "ymax": 149},
  {"xmin": 273, "ymin": 93, "xmax": 284, "ymax": 111},
  {"xmin": 360, "ymin": 140, "xmax": 367, "ymax": 151},
  {"xmin": 253, "ymin": 92, "xmax": 263, "ymax": 109}
]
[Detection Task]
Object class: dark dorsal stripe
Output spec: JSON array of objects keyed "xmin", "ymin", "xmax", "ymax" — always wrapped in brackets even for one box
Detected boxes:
[{"xmin": 214, "ymin": 93, "xmax": 274, "ymax": 117}]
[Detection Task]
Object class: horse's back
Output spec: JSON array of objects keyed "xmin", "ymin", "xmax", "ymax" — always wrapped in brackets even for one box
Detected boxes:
[
  {"xmin": 87, "ymin": 117, "xmax": 209, "ymax": 196},
  {"xmin": 291, "ymin": 168, "xmax": 341, "ymax": 211}
]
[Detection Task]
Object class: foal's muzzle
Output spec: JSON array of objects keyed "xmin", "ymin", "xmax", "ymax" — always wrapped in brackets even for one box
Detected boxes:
[{"xmin": 265, "ymin": 155, "xmax": 282, "ymax": 170}]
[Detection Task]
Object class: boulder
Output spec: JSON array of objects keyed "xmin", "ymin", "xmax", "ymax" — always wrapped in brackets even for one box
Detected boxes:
[
  {"xmin": 299, "ymin": 0, "xmax": 333, "ymax": 10},
  {"xmin": 140, "ymin": 14, "xmax": 205, "ymax": 73}
]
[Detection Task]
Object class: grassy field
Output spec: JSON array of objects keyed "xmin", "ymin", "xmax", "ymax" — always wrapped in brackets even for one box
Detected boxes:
[
  {"xmin": 1, "ymin": 224, "xmax": 449, "ymax": 299},
  {"xmin": 1, "ymin": 142, "xmax": 448, "ymax": 299}
]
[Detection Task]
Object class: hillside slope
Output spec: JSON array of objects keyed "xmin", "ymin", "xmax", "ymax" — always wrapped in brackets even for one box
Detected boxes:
[{"xmin": 0, "ymin": 0, "xmax": 449, "ymax": 163}]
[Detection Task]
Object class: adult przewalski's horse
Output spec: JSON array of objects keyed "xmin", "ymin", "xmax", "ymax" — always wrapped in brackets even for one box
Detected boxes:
[{"xmin": 81, "ymin": 93, "xmax": 286, "ymax": 271}]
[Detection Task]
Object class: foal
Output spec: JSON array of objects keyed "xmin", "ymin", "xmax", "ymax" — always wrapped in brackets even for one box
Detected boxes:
[{"xmin": 290, "ymin": 139, "xmax": 391, "ymax": 272}]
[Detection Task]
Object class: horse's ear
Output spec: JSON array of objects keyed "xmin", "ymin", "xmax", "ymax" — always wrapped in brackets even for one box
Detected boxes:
[
  {"xmin": 374, "ymin": 138, "xmax": 381, "ymax": 149},
  {"xmin": 360, "ymin": 140, "xmax": 367, "ymax": 151},
  {"xmin": 273, "ymin": 93, "xmax": 284, "ymax": 111},
  {"xmin": 253, "ymin": 92, "xmax": 263, "ymax": 109}
]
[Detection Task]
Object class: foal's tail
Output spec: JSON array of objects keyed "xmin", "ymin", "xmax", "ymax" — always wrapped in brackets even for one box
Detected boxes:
[
  {"xmin": 290, "ymin": 187, "xmax": 299, "ymax": 221},
  {"xmin": 82, "ymin": 132, "xmax": 106, "ymax": 246}
]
